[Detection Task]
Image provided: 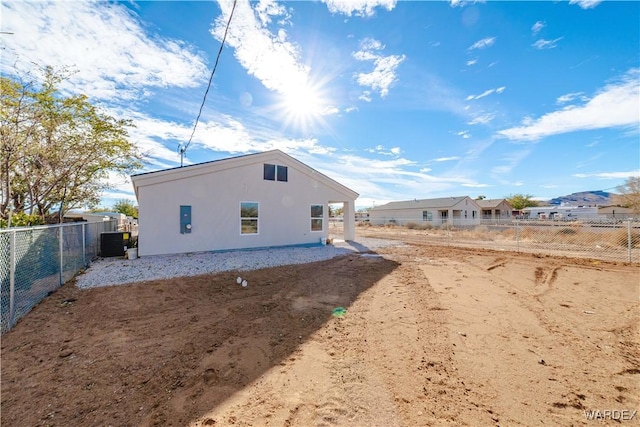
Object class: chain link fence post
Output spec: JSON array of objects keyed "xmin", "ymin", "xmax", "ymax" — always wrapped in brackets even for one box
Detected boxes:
[
  {"xmin": 82, "ymin": 223, "xmax": 86, "ymax": 267},
  {"xmin": 9, "ymin": 230, "xmax": 16, "ymax": 330},
  {"xmin": 628, "ymin": 219, "xmax": 632, "ymax": 262},
  {"xmin": 516, "ymin": 219, "xmax": 520, "ymax": 252}
]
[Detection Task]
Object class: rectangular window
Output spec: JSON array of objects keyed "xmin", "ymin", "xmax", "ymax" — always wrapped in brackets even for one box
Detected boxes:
[
  {"xmin": 240, "ymin": 202, "xmax": 259, "ymax": 234},
  {"xmin": 422, "ymin": 210, "xmax": 433, "ymax": 221},
  {"xmin": 264, "ymin": 164, "xmax": 288, "ymax": 182},
  {"xmin": 277, "ymin": 165, "xmax": 288, "ymax": 182},
  {"xmin": 311, "ymin": 204, "xmax": 323, "ymax": 231},
  {"xmin": 263, "ymin": 164, "xmax": 276, "ymax": 180}
]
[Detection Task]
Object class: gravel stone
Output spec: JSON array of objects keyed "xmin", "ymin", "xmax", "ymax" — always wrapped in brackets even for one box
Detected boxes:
[{"xmin": 76, "ymin": 238, "xmax": 401, "ymax": 289}]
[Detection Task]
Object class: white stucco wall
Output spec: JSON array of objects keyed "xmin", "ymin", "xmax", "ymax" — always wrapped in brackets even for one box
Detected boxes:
[{"xmin": 135, "ymin": 154, "xmax": 356, "ymax": 256}]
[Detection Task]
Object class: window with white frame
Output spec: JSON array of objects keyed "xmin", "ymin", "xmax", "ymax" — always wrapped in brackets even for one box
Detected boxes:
[
  {"xmin": 423, "ymin": 210, "xmax": 433, "ymax": 221},
  {"xmin": 311, "ymin": 204, "xmax": 323, "ymax": 231},
  {"xmin": 240, "ymin": 202, "xmax": 259, "ymax": 234}
]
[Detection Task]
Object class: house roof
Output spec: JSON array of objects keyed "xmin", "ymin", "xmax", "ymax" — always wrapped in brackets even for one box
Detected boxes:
[
  {"xmin": 476, "ymin": 199, "xmax": 511, "ymax": 209},
  {"xmin": 130, "ymin": 149, "xmax": 358, "ymax": 200},
  {"xmin": 370, "ymin": 196, "xmax": 473, "ymax": 211}
]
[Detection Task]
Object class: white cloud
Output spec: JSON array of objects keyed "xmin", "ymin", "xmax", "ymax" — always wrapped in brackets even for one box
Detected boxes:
[
  {"xmin": 322, "ymin": 0, "xmax": 396, "ymax": 17},
  {"xmin": 573, "ymin": 171, "xmax": 639, "ymax": 179},
  {"xmin": 532, "ymin": 37, "xmax": 563, "ymax": 50},
  {"xmin": 531, "ymin": 21, "xmax": 545, "ymax": 35},
  {"xmin": 353, "ymin": 38, "xmax": 405, "ymax": 98},
  {"xmin": 466, "ymin": 59, "xmax": 478, "ymax": 66},
  {"xmin": 449, "ymin": 0, "xmax": 486, "ymax": 7},
  {"xmin": 212, "ymin": 0, "xmax": 310, "ymax": 96},
  {"xmin": 433, "ymin": 156, "xmax": 460, "ymax": 162},
  {"xmin": 466, "ymin": 86, "xmax": 505, "ymax": 101},
  {"xmin": 569, "ymin": 0, "xmax": 602, "ymax": 9},
  {"xmin": 468, "ymin": 112, "xmax": 496, "ymax": 125},
  {"xmin": 456, "ymin": 130, "xmax": 471, "ymax": 139},
  {"xmin": 556, "ymin": 92, "xmax": 587, "ymax": 104},
  {"xmin": 461, "ymin": 183, "xmax": 490, "ymax": 188},
  {"xmin": 1, "ymin": 1, "xmax": 208, "ymax": 100},
  {"xmin": 468, "ymin": 37, "xmax": 496, "ymax": 50},
  {"xmin": 498, "ymin": 69, "xmax": 640, "ymax": 141},
  {"xmin": 366, "ymin": 145, "xmax": 402, "ymax": 156}
]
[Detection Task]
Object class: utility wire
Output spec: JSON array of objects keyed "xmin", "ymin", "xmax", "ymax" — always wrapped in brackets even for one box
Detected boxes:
[{"xmin": 180, "ymin": 0, "xmax": 237, "ymax": 166}]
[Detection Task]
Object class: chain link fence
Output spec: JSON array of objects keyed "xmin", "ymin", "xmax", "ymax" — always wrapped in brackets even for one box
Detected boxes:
[
  {"xmin": 1, "ymin": 220, "xmax": 117, "ymax": 334},
  {"xmin": 348, "ymin": 218, "xmax": 640, "ymax": 263}
]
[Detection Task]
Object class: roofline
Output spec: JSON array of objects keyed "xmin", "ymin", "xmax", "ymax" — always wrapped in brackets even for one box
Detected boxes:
[
  {"xmin": 370, "ymin": 195, "xmax": 474, "ymax": 210},
  {"xmin": 131, "ymin": 149, "xmax": 358, "ymax": 200}
]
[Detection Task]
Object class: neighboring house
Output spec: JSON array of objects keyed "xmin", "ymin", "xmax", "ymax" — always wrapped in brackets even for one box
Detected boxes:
[
  {"xmin": 597, "ymin": 206, "xmax": 636, "ymax": 219},
  {"xmin": 521, "ymin": 205, "xmax": 599, "ymax": 220},
  {"xmin": 476, "ymin": 199, "xmax": 513, "ymax": 220},
  {"xmin": 130, "ymin": 150, "xmax": 358, "ymax": 257},
  {"xmin": 368, "ymin": 196, "xmax": 482, "ymax": 226}
]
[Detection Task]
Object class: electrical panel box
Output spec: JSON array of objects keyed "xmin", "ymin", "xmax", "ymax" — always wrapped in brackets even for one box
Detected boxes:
[{"xmin": 180, "ymin": 205, "xmax": 192, "ymax": 234}]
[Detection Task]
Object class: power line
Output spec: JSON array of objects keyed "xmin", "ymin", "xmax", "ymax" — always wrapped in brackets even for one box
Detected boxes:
[{"xmin": 180, "ymin": 0, "xmax": 237, "ymax": 167}]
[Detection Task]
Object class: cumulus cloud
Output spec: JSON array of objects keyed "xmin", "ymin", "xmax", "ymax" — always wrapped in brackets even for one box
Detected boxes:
[
  {"xmin": 353, "ymin": 38, "xmax": 406, "ymax": 99},
  {"xmin": 321, "ymin": 0, "xmax": 396, "ymax": 17},
  {"xmin": 1, "ymin": 1, "xmax": 208, "ymax": 100},
  {"xmin": 468, "ymin": 37, "xmax": 496, "ymax": 50},
  {"xmin": 532, "ymin": 37, "xmax": 563, "ymax": 50},
  {"xmin": 212, "ymin": 0, "xmax": 310, "ymax": 97},
  {"xmin": 498, "ymin": 69, "xmax": 640, "ymax": 141}
]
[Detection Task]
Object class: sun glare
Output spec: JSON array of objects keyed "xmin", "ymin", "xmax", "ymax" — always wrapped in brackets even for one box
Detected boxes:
[{"xmin": 275, "ymin": 79, "xmax": 333, "ymax": 134}]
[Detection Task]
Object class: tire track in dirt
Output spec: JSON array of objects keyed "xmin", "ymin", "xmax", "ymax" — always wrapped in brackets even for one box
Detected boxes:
[{"xmin": 427, "ymin": 251, "xmax": 640, "ymax": 424}]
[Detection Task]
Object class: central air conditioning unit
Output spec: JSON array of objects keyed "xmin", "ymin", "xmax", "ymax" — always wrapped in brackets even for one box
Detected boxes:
[{"xmin": 100, "ymin": 231, "xmax": 130, "ymax": 257}]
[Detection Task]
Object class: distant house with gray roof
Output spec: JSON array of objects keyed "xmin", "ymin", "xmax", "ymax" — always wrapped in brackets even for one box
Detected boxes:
[
  {"xmin": 368, "ymin": 196, "xmax": 482, "ymax": 226},
  {"xmin": 476, "ymin": 199, "xmax": 513, "ymax": 220}
]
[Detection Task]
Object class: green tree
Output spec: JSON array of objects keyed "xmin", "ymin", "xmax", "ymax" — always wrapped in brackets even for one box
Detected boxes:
[
  {"xmin": 614, "ymin": 176, "xmax": 640, "ymax": 214},
  {"xmin": 0, "ymin": 67, "xmax": 142, "ymax": 223},
  {"xmin": 506, "ymin": 193, "xmax": 538, "ymax": 210},
  {"xmin": 113, "ymin": 199, "xmax": 139, "ymax": 219}
]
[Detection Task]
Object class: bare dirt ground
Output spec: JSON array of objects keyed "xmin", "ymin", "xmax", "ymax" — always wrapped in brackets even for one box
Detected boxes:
[{"xmin": 2, "ymin": 236, "xmax": 638, "ymax": 426}]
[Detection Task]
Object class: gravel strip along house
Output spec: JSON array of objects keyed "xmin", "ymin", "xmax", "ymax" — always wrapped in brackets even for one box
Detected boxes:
[{"xmin": 131, "ymin": 150, "xmax": 358, "ymax": 257}]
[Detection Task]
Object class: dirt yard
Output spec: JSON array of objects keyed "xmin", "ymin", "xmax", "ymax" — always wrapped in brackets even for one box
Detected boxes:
[{"xmin": 1, "ymin": 239, "xmax": 638, "ymax": 426}]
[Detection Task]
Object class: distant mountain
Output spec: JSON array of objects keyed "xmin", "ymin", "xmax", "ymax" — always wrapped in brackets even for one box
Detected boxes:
[{"xmin": 547, "ymin": 190, "xmax": 617, "ymax": 206}]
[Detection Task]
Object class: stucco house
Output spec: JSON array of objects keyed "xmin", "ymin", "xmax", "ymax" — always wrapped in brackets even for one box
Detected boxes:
[
  {"xmin": 131, "ymin": 150, "xmax": 358, "ymax": 256},
  {"xmin": 476, "ymin": 199, "xmax": 513, "ymax": 220},
  {"xmin": 368, "ymin": 196, "xmax": 482, "ymax": 226}
]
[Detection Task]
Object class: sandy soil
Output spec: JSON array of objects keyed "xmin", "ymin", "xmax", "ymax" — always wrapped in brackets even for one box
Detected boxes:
[{"xmin": 1, "ymin": 240, "xmax": 638, "ymax": 426}]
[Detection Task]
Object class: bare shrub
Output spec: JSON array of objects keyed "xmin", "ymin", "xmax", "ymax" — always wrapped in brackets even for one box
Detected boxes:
[{"xmin": 406, "ymin": 222, "xmax": 419, "ymax": 230}]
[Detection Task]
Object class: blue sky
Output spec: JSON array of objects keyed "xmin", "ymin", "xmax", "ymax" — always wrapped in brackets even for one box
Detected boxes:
[{"xmin": 2, "ymin": 0, "xmax": 639, "ymax": 209}]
